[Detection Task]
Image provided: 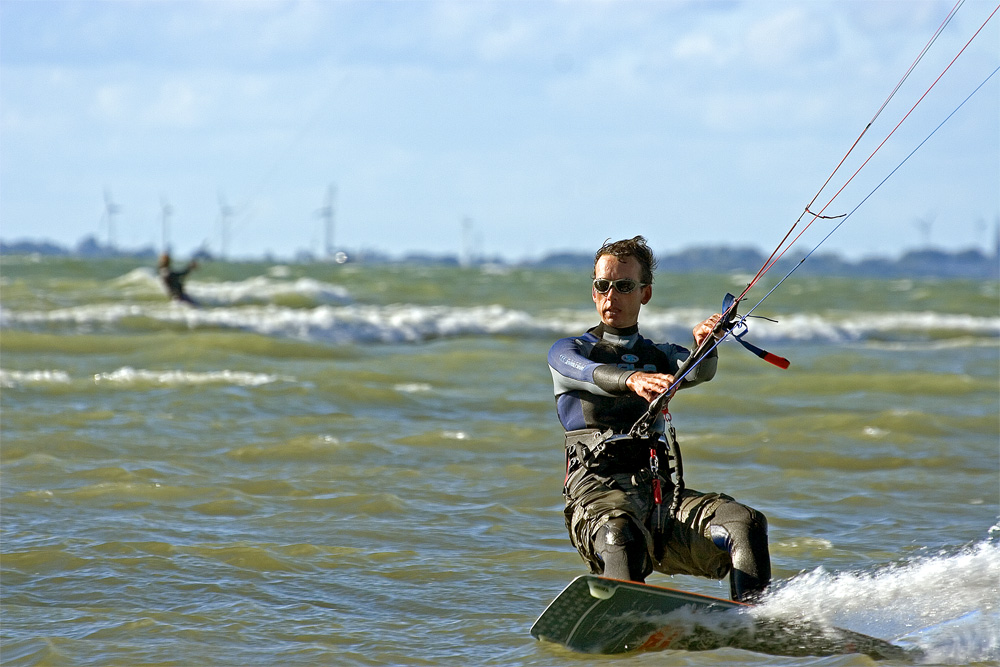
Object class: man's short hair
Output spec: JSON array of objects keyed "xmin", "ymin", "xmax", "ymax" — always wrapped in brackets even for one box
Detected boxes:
[{"xmin": 594, "ymin": 236, "xmax": 657, "ymax": 285}]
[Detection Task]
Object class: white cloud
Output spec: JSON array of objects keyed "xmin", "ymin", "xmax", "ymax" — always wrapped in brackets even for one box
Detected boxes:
[
  {"xmin": 477, "ymin": 16, "xmax": 541, "ymax": 62},
  {"xmin": 743, "ymin": 6, "xmax": 837, "ymax": 69},
  {"xmin": 843, "ymin": 0, "xmax": 946, "ymax": 33},
  {"xmin": 91, "ymin": 83, "xmax": 131, "ymax": 121},
  {"xmin": 147, "ymin": 80, "xmax": 201, "ymax": 127},
  {"xmin": 672, "ymin": 32, "xmax": 729, "ymax": 65}
]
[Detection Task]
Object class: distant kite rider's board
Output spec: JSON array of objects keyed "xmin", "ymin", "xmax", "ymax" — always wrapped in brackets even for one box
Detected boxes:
[{"xmin": 530, "ymin": 575, "xmax": 919, "ymax": 661}]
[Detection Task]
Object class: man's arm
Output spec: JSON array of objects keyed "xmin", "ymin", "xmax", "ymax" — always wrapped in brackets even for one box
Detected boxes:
[
  {"xmin": 548, "ymin": 336, "xmax": 635, "ymax": 397},
  {"xmin": 624, "ymin": 371, "xmax": 677, "ymax": 402},
  {"xmin": 642, "ymin": 313, "xmax": 723, "ymax": 397},
  {"xmin": 683, "ymin": 312, "xmax": 722, "ymax": 386}
]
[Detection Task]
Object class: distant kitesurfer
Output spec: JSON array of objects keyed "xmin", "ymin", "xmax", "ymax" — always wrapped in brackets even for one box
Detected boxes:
[
  {"xmin": 548, "ymin": 236, "xmax": 771, "ymax": 602},
  {"xmin": 157, "ymin": 252, "xmax": 199, "ymax": 306}
]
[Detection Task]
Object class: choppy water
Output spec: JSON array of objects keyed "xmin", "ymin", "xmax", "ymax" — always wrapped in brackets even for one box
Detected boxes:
[{"xmin": 1, "ymin": 256, "xmax": 998, "ymax": 666}]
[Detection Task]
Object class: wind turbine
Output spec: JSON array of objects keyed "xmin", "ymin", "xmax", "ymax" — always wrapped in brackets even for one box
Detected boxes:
[
  {"xmin": 160, "ymin": 196, "xmax": 173, "ymax": 251},
  {"xmin": 914, "ymin": 212, "xmax": 936, "ymax": 248},
  {"xmin": 461, "ymin": 217, "xmax": 473, "ymax": 267},
  {"xmin": 461, "ymin": 216, "xmax": 482, "ymax": 267},
  {"xmin": 315, "ymin": 183, "xmax": 337, "ymax": 260},
  {"xmin": 218, "ymin": 191, "xmax": 234, "ymax": 259},
  {"xmin": 101, "ymin": 188, "xmax": 120, "ymax": 248}
]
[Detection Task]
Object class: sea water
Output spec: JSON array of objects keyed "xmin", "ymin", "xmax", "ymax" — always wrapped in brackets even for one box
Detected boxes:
[{"xmin": 1, "ymin": 256, "xmax": 997, "ymax": 666}]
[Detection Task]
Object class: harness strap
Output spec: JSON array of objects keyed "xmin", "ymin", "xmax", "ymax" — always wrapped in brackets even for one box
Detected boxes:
[
  {"xmin": 563, "ymin": 428, "xmax": 614, "ymax": 465},
  {"xmin": 662, "ymin": 411, "xmax": 685, "ymax": 518},
  {"xmin": 564, "ymin": 428, "xmax": 675, "ymax": 484}
]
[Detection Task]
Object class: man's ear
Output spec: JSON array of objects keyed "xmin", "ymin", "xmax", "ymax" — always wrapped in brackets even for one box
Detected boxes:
[{"xmin": 640, "ymin": 285, "xmax": 652, "ymax": 305}]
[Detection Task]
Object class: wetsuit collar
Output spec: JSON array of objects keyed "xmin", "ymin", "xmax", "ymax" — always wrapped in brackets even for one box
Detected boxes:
[{"xmin": 591, "ymin": 323, "xmax": 640, "ymax": 348}]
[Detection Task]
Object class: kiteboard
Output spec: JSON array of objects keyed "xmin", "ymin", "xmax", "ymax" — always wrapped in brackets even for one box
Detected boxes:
[{"xmin": 530, "ymin": 575, "xmax": 919, "ymax": 661}]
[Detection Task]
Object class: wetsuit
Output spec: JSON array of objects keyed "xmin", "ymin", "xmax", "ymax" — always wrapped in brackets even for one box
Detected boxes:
[
  {"xmin": 548, "ymin": 322, "xmax": 770, "ymax": 602},
  {"xmin": 159, "ymin": 264, "xmax": 198, "ymax": 306}
]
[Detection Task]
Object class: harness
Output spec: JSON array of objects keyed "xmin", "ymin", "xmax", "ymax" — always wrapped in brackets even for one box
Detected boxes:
[{"xmin": 563, "ymin": 416, "xmax": 683, "ymax": 518}]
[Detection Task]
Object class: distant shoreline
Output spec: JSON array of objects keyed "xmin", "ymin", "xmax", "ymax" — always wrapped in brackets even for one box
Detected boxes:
[{"xmin": 1, "ymin": 234, "xmax": 997, "ymax": 279}]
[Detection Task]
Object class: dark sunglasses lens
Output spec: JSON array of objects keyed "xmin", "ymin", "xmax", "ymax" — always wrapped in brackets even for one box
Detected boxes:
[
  {"xmin": 594, "ymin": 279, "xmax": 639, "ymax": 293},
  {"xmin": 615, "ymin": 280, "xmax": 637, "ymax": 293}
]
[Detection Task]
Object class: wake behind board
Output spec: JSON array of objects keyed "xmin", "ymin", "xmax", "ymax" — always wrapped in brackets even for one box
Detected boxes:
[{"xmin": 530, "ymin": 575, "xmax": 918, "ymax": 661}]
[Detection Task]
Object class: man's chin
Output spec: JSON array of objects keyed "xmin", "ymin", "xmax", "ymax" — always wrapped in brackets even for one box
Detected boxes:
[{"xmin": 602, "ymin": 314, "xmax": 635, "ymax": 328}]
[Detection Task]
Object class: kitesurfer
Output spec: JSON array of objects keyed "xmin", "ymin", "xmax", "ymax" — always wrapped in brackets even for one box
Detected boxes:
[
  {"xmin": 548, "ymin": 236, "xmax": 771, "ymax": 602},
  {"xmin": 157, "ymin": 252, "xmax": 199, "ymax": 305}
]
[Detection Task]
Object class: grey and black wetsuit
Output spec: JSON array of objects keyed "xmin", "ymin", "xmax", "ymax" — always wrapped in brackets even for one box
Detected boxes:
[{"xmin": 549, "ymin": 322, "xmax": 716, "ymax": 433}]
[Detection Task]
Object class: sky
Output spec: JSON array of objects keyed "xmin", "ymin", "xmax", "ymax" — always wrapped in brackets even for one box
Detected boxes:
[{"xmin": 1, "ymin": 0, "xmax": 997, "ymax": 262}]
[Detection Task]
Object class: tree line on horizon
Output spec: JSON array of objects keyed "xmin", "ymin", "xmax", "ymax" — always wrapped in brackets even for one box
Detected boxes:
[{"xmin": 1, "ymin": 234, "xmax": 997, "ymax": 280}]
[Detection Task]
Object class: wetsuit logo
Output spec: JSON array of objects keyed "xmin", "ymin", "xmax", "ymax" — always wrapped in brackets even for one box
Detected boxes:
[{"xmin": 621, "ymin": 354, "xmax": 639, "ymax": 363}]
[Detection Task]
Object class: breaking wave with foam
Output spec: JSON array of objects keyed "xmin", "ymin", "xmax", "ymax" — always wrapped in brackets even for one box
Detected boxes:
[
  {"xmin": 111, "ymin": 267, "xmax": 353, "ymax": 306},
  {"xmin": 1, "ymin": 367, "xmax": 293, "ymax": 388},
  {"xmin": 0, "ymin": 369, "xmax": 71, "ymax": 388},
  {"xmin": 754, "ymin": 536, "xmax": 1000, "ymax": 664},
  {"xmin": 644, "ymin": 535, "xmax": 999, "ymax": 664},
  {"xmin": 3, "ymin": 265, "xmax": 996, "ymax": 347},
  {"xmin": 2, "ymin": 300, "xmax": 997, "ymax": 347},
  {"xmin": 92, "ymin": 367, "xmax": 295, "ymax": 386}
]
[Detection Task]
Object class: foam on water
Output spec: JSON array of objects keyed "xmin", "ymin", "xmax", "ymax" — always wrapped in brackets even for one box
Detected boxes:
[
  {"xmin": 751, "ymin": 535, "xmax": 1000, "ymax": 663},
  {"xmin": 641, "ymin": 309, "xmax": 1000, "ymax": 343},
  {"xmin": 110, "ymin": 267, "xmax": 352, "ymax": 306},
  {"xmin": 109, "ymin": 267, "xmax": 161, "ymax": 291},
  {"xmin": 92, "ymin": 367, "xmax": 295, "ymax": 386},
  {"xmin": 0, "ymin": 369, "xmax": 71, "ymax": 387},
  {"xmin": 0, "ymin": 302, "xmax": 559, "ymax": 343},
  {"xmin": 188, "ymin": 276, "xmax": 352, "ymax": 306},
  {"xmin": 2, "ymin": 300, "xmax": 997, "ymax": 346},
  {"xmin": 638, "ymin": 536, "xmax": 999, "ymax": 663},
  {"xmin": 1, "ymin": 367, "xmax": 292, "ymax": 388},
  {"xmin": 3, "ymin": 268, "xmax": 998, "ymax": 345},
  {"xmin": 394, "ymin": 382, "xmax": 433, "ymax": 393}
]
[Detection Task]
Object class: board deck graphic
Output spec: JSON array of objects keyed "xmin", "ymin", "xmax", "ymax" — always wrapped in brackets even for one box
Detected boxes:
[{"xmin": 530, "ymin": 575, "xmax": 919, "ymax": 661}]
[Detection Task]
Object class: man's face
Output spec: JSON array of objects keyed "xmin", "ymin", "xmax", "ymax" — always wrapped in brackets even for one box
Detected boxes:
[{"xmin": 592, "ymin": 254, "xmax": 652, "ymax": 328}]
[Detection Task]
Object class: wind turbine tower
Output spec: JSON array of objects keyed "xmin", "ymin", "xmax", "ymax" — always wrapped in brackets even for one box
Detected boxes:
[
  {"xmin": 461, "ymin": 216, "xmax": 478, "ymax": 267},
  {"xmin": 160, "ymin": 197, "xmax": 173, "ymax": 251},
  {"xmin": 102, "ymin": 188, "xmax": 120, "ymax": 248},
  {"xmin": 316, "ymin": 184, "xmax": 337, "ymax": 259},
  {"xmin": 914, "ymin": 213, "xmax": 936, "ymax": 248},
  {"xmin": 218, "ymin": 192, "xmax": 234, "ymax": 259}
]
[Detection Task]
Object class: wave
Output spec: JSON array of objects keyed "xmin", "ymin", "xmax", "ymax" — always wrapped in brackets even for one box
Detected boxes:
[
  {"xmin": 755, "ymin": 536, "xmax": 1000, "ymax": 664},
  {"xmin": 0, "ymin": 303, "xmax": 560, "ymax": 344},
  {"xmin": 92, "ymin": 367, "xmax": 295, "ymax": 386},
  {"xmin": 111, "ymin": 267, "xmax": 352, "ymax": 306},
  {"xmin": 638, "ymin": 537, "xmax": 999, "ymax": 664},
  {"xmin": 2, "ymin": 301, "xmax": 997, "ymax": 346},
  {"xmin": 1, "ymin": 366, "xmax": 293, "ymax": 388},
  {"xmin": 639, "ymin": 309, "xmax": 1000, "ymax": 343},
  {"xmin": 0, "ymin": 369, "xmax": 71, "ymax": 388}
]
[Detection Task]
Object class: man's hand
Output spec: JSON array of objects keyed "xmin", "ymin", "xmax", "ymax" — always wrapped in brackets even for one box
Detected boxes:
[
  {"xmin": 626, "ymin": 371, "xmax": 677, "ymax": 402},
  {"xmin": 693, "ymin": 313, "xmax": 723, "ymax": 347}
]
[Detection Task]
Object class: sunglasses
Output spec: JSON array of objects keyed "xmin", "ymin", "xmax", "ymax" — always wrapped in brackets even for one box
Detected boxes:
[{"xmin": 592, "ymin": 278, "xmax": 648, "ymax": 294}]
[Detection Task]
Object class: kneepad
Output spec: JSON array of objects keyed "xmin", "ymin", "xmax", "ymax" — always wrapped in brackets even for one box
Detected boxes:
[
  {"xmin": 708, "ymin": 504, "xmax": 771, "ymax": 602},
  {"xmin": 594, "ymin": 517, "xmax": 650, "ymax": 582},
  {"xmin": 709, "ymin": 504, "xmax": 768, "ymax": 552}
]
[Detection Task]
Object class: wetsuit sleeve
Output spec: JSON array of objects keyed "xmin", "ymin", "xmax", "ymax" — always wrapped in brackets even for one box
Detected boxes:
[{"xmin": 548, "ymin": 336, "xmax": 635, "ymax": 397}]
